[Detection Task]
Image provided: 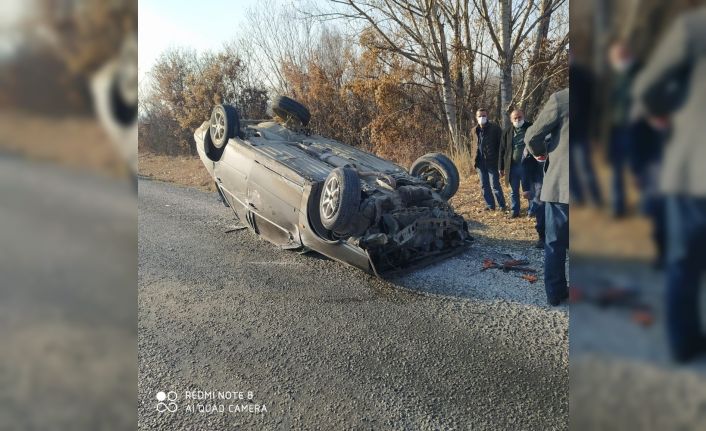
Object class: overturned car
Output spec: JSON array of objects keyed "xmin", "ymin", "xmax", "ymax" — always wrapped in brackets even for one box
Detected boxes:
[{"xmin": 194, "ymin": 96, "xmax": 471, "ymax": 276}]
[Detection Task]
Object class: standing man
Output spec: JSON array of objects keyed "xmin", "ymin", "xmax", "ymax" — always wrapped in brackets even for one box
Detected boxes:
[
  {"xmin": 524, "ymin": 88, "xmax": 570, "ymax": 306},
  {"xmin": 608, "ymin": 40, "xmax": 640, "ymax": 217},
  {"xmin": 633, "ymin": 7, "xmax": 706, "ymax": 362},
  {"xmin": 500, "ymin": 109, "xmax": 533, "ymax": 218},
  {"xmin": 570, "ymin": 52, "xmax": 604, "ymax": 206},
  {"xmin": 471, "ymin": 108, "xmax": 507, "ymax": 212}
]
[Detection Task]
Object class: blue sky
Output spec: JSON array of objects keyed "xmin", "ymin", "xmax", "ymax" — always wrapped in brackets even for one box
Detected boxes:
[{"xmin": 138, "ymin": 0, "xmax": 265, "ymax": 82}]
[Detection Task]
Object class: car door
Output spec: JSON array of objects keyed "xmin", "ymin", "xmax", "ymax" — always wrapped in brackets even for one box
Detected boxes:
[
  {"xmin": 214, "ymin": 140, "xmax": 253, "ymax": 214},
  {"xmin": 244, "ymin": 154, "xmax": 304, "ymax": 248}
]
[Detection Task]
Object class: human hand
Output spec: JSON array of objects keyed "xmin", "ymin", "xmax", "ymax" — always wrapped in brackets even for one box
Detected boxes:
[
  {"xmin": 647, "ymin": 115, "xmax": 670, "ymax": 131},
  {"xmin": 522, "ymin": 191, "xmax": 531, "ymax": 199},
  {"xmin": 500, "ymin": 170, "xmax": 505, "ymax": 177}
]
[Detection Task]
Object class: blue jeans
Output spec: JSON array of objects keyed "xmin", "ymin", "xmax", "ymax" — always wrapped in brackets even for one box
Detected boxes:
[
  {"xmin": 535, "ymin": 200, "xmax": 546, "ymax": 239},
  {"xmin": 570, "ymin": 139, "xmax": 603, "ymax": 206},
  {"xmin": 528, "ymin": 181, "xmax": 545, "ymax": 237},
  {"xmin": 609, "ymin": 127, "xmax": 633, "ymax": 216},
  {"xmin": 665, "ymin": 197, "xmax": 706, "ymax": 361},
  {"xmin": 544, "ymin": 202, "xmax": 569, "ymax": 302},
  {"xmin": 508, "ymin": 162, "xmax": 524, "ymax": 216},
  {"xmin": 477, "ymin": 163, "xmax": 506, "ymax": 210}
]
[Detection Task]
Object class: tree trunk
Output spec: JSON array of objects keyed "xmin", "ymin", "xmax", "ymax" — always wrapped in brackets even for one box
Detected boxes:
[
  {"xmin": 499, "ymin": 0, "xmax": 512, "ymax": 129},
  {"xmin": 520, "ymin": 0, "xmax": 552, "ymax": 115},
  {"xmin": 440, "ymin": 71, "xmax": 460, "ymax": 154}
]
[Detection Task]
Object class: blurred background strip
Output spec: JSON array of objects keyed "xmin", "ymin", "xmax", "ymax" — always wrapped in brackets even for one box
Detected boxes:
[
  {"xmin": 570, "ymin": 0, "xmax": 706, "ymax": 430},
  {"xmin": 0, "ymin": 0, "xmax": 136, "ymax": 430}
]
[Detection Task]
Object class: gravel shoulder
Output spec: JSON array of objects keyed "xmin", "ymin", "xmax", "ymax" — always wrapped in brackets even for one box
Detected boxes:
[{"xmin": 138, "ymin": 178, "xmax": 568, "ymax": 430}]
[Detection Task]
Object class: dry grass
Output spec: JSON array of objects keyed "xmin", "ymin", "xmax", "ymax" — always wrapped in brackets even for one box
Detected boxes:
[
  {"xmin": 138, "ymin": 151, "xmax": 215, "ymax": 191},
  {"xmin": 569, "ymin": 148, "xmax": 656, "ymax": 260},
  {"xmin": 451, "ymin": 174, "xmax": 540, "ymax": 245}
]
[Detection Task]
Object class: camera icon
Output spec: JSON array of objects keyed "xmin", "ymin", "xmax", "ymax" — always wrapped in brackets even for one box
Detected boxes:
[{"xmin": 156, "ymin": 391, "xmax": 178, "ymax": 413}]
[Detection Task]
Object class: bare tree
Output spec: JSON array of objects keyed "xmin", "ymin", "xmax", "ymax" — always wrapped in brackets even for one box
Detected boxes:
[
  {"xmin": 473, "ymin": 0, "xmax": 567, "ymax": 127},
  {"xmin": 309, "ymin": 0, "xmax": 566, "ymax": 149},
  {"xmin": 312, "ymin": 1, "xmax": 477, "ymax": 153}
]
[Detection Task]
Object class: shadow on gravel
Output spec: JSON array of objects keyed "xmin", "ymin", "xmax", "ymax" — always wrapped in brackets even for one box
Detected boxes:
[{"xmin": 388, "ymin": 236, "xmax": 553, "ymax": 309}]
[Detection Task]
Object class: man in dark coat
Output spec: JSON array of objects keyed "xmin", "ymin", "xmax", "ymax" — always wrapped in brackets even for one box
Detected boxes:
[
  {"xmin": 525, "ymin": 88, "xmax": 570, "ymax": 306},
  {"xmin": 499, "ymin": 109, "xmax": 533, "ymax": 218},
  {"xmin": 470, "ymin": 108, "xmax": 506, "ymax": 211},
  {"xmin": 569, "ymin": 56, "xmax": 603, "ymax": 206},
  {"xmin": 608, "ymin": 40, "xmax": 640, "ymax": 217}
]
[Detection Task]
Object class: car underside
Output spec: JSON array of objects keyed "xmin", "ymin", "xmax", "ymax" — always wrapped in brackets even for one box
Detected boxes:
[{"xmin": 194, "ymin": 96, "xmax": 472, "ymax": 276}]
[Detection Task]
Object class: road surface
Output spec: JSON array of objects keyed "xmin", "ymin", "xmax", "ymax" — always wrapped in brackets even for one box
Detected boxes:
[{"xmin": 138, "ymin": 178, "xmax": 568, "ymax": 430}]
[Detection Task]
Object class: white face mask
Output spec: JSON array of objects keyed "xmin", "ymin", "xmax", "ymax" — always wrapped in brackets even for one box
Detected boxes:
[
  {"xmin": 477, "ymin": 116, "xmax": 488, "ymax": 125},
  {"xmin": 512, "ymin": 119, "xmax": 525, "ymax": 128},
  {"xmin": 612, "ymin": 59, "xmax": 633, "ymax": 73}
]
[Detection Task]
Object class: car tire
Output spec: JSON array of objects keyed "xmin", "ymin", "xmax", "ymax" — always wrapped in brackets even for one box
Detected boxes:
[
  {"xmin": 204, "ymin": 126, "xmax": 225, "ymax": 161},
  {"xmin": 271, "ymin": 95, "xmax": 311, "ymax": 126},
  {"xmin": 209, "ymin": 104, "xmax": 240, "ymax": 149},
  {"xmin": 109, "ymin": 77, "xmax": 137, "ymax": 126},
  {"xmin": 320, "ymin": 167, "xmax": 361, "ymax": 234},
  {"xmin": 410, "ymin": 153, "xmax": 460, "ymax": 200}
]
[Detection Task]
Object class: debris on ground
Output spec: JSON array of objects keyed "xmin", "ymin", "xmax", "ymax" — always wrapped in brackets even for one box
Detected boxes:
[
  {"xmin": 521, "ymin": 273, "xmax": 538, "ymax": 284},
  {"xmin": 224, "ymin": 225, "xmax": 248, "ymax": 233},
  {"xmin": 569, "ymin": 282, "xmax": 638, "ymax": 307},
  {"xmin": 631, "ymin": 307, "xmax": 655, "ymax": 327},
  {"xmin": 481, "ymin": 258, "xmax": 536, "ymax": 273},
  {"xmin": 570, "ymin": 280, "xmax": 655, "ymax": 328},
  {"xmin": 481, "ymin": 258, "xmax": 538, "ymax": 284}
]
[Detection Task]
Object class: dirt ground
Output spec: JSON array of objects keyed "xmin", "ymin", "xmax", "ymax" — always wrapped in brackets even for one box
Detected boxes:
[
  {"xmin": 138, "ymin": 151, "xmax": 216, "ymax": 191},
  {"xmin": 0, "ymin": 110, "xmax": 128, "ymax": 177}
]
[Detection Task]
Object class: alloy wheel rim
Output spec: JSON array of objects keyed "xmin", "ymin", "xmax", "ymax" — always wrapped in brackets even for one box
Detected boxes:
[
  {"xmin": 210, "ymin": 110, "xmax": 226, "ymax": 141},
  {"xmin": 321, "ymin": 177, "xmax": 340, "ymax": 219}
]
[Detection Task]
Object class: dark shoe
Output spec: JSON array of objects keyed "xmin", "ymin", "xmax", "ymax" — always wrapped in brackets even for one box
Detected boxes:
[
  {"xmin": 500, "ymin": 206, "xmax": 508, "ymax": 212},
  {"xmin": 535, "ymin": 238, "xmax": 545, "ymax": 249},
  {"xmin": 548, "ymin": 291, "xmax": 569, "ymax": 307},
  {"xmin": 484, "ymin": 207, "xmax": 494, "ymax": 212}
]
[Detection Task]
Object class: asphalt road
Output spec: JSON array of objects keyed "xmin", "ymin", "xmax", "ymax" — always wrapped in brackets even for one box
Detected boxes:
[{"xmin": 138, "ymin": 178, "xmax": 568, "ymax": 430}]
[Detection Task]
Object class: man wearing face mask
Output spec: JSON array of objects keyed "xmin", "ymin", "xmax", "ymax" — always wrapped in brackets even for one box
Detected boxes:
[
  {"xmin": 608, "ymin": 40, "xmax": 640, "ymax": 217},
  {"xmin": 500, "ymin": 109, "xmax": 533, "ymax": 218},
  {"xmin": 470, "ymin": 108, "xmax": 507, "ymax": 211}
]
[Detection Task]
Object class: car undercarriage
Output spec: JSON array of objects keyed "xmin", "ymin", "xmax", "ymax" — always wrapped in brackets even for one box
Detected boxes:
[{"xmin": 195, "ymin": 96, "xmax": 472, "ymax": 276}]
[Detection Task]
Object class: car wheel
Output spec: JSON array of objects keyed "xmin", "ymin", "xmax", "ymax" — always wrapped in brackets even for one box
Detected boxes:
[
  {"xmin": 209, "ymin": 104, "xmax": 240, "ymax": 149},
  {"xmin": 271, "ymin": 95, "xmax": 311, "ymax": 126},
  {"xmin": 109, "ymin": 76, "xmax": 137, "ymax": 126},
  {"xmin": 204, "ymin": 126, "xmax": 225, "ymax": 161},
  {"xmin": 320, "ymin": 167, "xmax": 361, "ymax": 234},
  {"xmin": 410, "ymin": 153, "xmax": 460, "ymax": 200}
]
